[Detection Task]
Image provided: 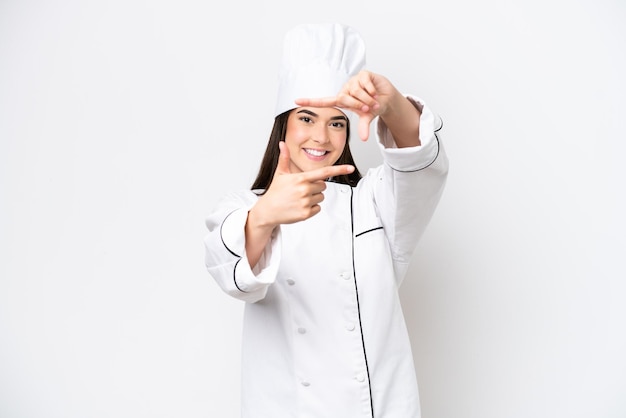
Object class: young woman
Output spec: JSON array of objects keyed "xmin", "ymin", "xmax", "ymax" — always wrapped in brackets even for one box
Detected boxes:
[{"xmin": 204, "ymin": 23, "xmax": 448, "ymax": 418}]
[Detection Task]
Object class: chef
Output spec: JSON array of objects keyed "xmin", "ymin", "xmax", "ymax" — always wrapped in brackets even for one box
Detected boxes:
[{"xmin": 204, "ymin": 23, "xmax": 449, "ymax": 418}]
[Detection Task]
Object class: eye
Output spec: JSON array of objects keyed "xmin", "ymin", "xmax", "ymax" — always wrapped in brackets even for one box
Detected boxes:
[
  {"xmin": 299, "ymin": 116, "xmax": 313, "ymax": 123},
  {"xmin": 330, "ymin": 121, "xmax": 346, "ymax": 129}
]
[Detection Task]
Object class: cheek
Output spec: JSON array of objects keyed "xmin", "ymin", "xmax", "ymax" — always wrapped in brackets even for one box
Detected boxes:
[
  {"xmin": 332, "ymin": 135, "xmax": 347, "ymax": 152},
  {"xmin": 285, "ymin": 125, "xmax": 307, "ymax": 146}
]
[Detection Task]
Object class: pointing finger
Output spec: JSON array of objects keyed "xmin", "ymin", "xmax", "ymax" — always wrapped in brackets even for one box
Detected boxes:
[{"xmin": 301, "ymin": 164, "xmax": 355, "ymax": 182}]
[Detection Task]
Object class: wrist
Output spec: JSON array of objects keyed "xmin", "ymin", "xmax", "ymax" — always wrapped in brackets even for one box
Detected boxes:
[
  {"xmin": 380, "ymin": 94, "xmax": 422, "ymax": 148},
  {"xmin": 247, "ymin": 203, "xmax": 277, "ymax": 233}
]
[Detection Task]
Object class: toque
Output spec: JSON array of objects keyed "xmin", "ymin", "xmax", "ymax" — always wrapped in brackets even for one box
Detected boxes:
[{"xmin": 274, "ymin": 23, "xmax": 366, "ymax": 140}]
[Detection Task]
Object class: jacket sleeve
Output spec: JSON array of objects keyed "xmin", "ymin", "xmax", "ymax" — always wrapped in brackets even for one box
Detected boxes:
[
  {"xmin": 371, "ymin": 95, "xmax": 449, "ymax": 283},
  {"xmin": 203, "ymin": 191, "xmax": 282, "ymax": 303}
]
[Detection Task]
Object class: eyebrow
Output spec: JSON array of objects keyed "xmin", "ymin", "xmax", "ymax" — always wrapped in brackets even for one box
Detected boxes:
[{"xmin": 296, "ymin": 109, "xmax": 348, "ymax": 121}]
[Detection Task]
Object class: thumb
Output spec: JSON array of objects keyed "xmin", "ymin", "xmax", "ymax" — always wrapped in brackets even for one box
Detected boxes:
[
  {"xmin": 275, "ymin": 141, "xmax": 291, "ymax": 174},
  {"xmin": 358, "ymin": 114, "xmax": 375, "ymax": 141}
]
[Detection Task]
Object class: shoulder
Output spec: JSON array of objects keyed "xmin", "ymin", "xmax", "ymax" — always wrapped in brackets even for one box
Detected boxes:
[{"xmin": 213, "ymin": 189, "xmax": 260, "ymax": 211}]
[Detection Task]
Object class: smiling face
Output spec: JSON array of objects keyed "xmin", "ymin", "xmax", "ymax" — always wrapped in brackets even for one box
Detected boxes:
[{"xmin": 284, "ymin": 107, "xmax": 348, "ymax": 173}]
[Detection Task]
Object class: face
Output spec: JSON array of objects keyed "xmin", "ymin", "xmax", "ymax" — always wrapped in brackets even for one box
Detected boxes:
[{"xmin": 284, "ymin": 107, "xmax": 348, "ymax": 173}]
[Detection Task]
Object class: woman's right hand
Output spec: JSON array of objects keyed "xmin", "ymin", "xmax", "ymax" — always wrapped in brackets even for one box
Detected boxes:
[
  {"xmin": 253, "ymin": 141, "xmax": 354, "ymax": 227},
  {"xmin": 244, "ymin": 142, "xmax": 353, "ymax": 268}
]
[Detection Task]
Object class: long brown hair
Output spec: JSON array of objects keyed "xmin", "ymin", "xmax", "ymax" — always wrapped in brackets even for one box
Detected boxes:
[{"xmin": 251, "ymin": 110, "xmax": 362, "ymax": 193}]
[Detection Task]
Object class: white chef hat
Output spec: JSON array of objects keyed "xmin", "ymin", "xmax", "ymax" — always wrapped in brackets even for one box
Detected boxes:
[{"xmin": 274, "ymin": 23, "xmax": 366, "ymax": 140}]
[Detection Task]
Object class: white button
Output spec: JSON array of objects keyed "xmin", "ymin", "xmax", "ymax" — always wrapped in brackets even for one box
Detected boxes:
[
  {"xmin": 286, "ymin": 279, "xmax": 295, "ymax": 286},
  {"xmin": 356, "ymin": 373, "xmax": 366, "ymax": 382},
  {"xmin": 345, "ymin": 323, "xmax": 355, "ymax": 331},
  {"xmin": 339, "ymin": 272, "xmax": 351, "ymax": 280},
  {"xmin": 301, "ymin": 381, "xmax": 310, "ymax": 387},
  {"xmin": 297, "ymin": 327, "xmax": 307, "ymax": 334}
]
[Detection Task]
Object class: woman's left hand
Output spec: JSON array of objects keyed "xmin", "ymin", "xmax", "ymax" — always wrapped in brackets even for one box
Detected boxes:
[{"xmin": 295, "ymin": 70, "xmax": 401, "ymax": 141}]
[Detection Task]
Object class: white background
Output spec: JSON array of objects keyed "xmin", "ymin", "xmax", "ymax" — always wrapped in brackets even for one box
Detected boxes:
[{"xmin": 1, "ymin": 0, "xmax": 625, "ymax": 417}]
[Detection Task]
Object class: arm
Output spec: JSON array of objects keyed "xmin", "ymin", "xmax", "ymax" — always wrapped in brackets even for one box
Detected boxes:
[
  {"xmin": 205, "ymin": 144, "xmax": 355, "ymax": 303},
  {"xmin": 378, "ymin": 87, "xmax": 422, "ymax": 148},
  {"xmin": 204, "ymin": 192, "xmax": 281, "ymax": 303},
  {"xmin": 289, "ymin": 72, "xmax": 449, "ymax": 283},
  {"xmin": 373, "ymin": 96, "xmax": 448, "ymax": 281},
  {"xmin": 244, "ymin": 209, "xmax": 276, "ymax": 270}
]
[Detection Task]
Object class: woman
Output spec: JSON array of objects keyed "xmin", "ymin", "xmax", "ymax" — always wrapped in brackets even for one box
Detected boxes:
[{"xmin": 204, "ymin": 23, "xmax": 448, "ymax": 418}]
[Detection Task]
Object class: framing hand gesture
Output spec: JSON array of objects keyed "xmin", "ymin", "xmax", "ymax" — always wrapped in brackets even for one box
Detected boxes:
[{"xmin": 295, "ymin": 70, "xmax": 402, "ymax": 142}]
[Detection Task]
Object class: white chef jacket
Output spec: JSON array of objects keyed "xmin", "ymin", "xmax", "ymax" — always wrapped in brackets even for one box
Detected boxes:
[{"xmin": 204, "ymin": 96, "xmax": 448, "ymax": 418}]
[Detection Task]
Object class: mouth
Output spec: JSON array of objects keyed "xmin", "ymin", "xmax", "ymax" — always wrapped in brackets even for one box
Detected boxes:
[{"xmin": 303, "ymin": 148, "xmax": 329, "ymax": 158}]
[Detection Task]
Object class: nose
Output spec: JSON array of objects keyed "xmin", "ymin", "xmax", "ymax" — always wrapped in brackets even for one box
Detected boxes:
[{"xmin": 311, "ymin": 125, "xmax": 330, "ymax": 144}]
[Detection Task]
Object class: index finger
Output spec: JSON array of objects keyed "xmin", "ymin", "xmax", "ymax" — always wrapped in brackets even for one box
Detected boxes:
[
  {"xmin": 296, "ymin": 95, "xmax": 373, "ymax": 114},
  {"xmin": 301, "ymin": 164, "xmax": 355, "ymax": 182},
  {"xmin": 294, "ymin": 96, "xmax": 339, "ymax": 108}
]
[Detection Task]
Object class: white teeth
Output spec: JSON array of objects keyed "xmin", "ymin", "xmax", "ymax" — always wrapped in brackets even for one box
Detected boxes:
[{"xmin": 304, "ymin": 148, "xmax": 327, "ymax": 157}]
